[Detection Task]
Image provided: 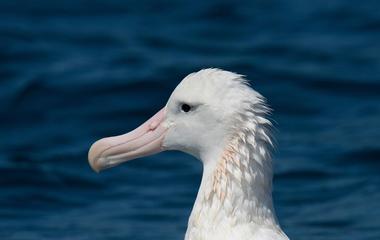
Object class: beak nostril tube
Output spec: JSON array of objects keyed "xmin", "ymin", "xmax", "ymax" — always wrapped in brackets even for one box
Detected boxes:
[{"xmin": 149, "ymin": 120, "xmax": 159, "ymax": 131}]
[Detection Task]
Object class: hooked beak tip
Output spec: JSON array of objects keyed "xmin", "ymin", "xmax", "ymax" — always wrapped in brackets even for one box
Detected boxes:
[
  {"xmin": 89, "ymin": 159, "xmax": 101, "ymax": 173},
  {"xmin": 88, "ymin": 140, "xmax": 106, "ymax": 173}
]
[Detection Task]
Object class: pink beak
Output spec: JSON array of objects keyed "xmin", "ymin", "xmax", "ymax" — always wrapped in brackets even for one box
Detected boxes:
[{"xmin": 88, "ymin": 108, "xmax": 167, "ymax": 172}]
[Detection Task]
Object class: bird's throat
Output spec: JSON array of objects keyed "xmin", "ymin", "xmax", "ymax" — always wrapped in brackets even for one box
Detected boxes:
[{"xmin": 185, "ymin": 136, "xmax": 278, "ymax": 239}]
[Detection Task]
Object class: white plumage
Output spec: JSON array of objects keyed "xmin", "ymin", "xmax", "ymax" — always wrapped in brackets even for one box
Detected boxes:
[{"xmin": 88, "ymin": 68, "xmax": 289, "ymax": 240}]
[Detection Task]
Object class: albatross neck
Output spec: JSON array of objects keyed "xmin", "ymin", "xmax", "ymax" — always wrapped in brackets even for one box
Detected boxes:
[{"xmin": 186, "ymin": 135, "xmax": 278, "ymax": 237}]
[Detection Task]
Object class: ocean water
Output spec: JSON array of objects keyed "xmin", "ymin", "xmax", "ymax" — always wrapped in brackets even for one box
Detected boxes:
[{"xmin": 1, "ymin": 1, "xmax": 380, "ymax": 239}]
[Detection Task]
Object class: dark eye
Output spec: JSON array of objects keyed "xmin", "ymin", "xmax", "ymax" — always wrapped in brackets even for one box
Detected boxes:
[{"xmin": 181, "ymin": 103, "xmax": 191, "ymax": 113}]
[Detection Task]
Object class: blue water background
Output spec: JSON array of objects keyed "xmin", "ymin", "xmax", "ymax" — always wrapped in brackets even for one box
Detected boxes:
[{"xmin": 1, "ymin": 1, "xmax": 380, "ymax": 239}]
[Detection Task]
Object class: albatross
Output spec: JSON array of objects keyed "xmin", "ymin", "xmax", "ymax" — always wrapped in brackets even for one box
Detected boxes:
[{"xmin": 88, "ymin": 68, "xmax": 289, "ymax": 240}]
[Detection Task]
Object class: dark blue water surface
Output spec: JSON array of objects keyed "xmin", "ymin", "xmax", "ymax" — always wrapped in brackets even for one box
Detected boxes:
[{"xmin": 1, "ymin": 1, "xmax": 380, "ymax": 239}]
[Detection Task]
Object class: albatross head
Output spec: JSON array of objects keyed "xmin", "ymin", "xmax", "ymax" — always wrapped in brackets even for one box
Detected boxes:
[
  {"xmin": 88, "ymin": 68, "xmax": 287, "ymax": 240},
  {"xmin": 88, "ymin": 68, "xmax": 271, "ymax": 172}
]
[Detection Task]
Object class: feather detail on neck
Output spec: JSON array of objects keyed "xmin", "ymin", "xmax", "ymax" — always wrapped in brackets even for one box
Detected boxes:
[{"xmin": 185, "ymin": 95, "xmax": 285, "ymax": 240}]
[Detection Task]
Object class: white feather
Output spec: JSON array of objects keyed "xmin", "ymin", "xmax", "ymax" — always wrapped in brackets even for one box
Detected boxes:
[{"xmin": 162, "ymin": 68, "xmax": 289, "ymax": 240}]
